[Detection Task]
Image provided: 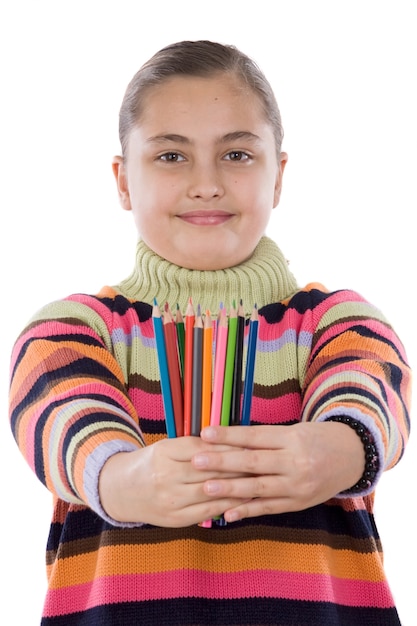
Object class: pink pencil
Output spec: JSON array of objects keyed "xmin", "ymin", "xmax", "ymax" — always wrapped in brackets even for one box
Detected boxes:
[
  {"xmin": 183, "ymin": 298, "xmax": 195, "ymax": 436},
  {"xmin": 210, "ymin": 307, "xmax": 228, "ymax": 426}
]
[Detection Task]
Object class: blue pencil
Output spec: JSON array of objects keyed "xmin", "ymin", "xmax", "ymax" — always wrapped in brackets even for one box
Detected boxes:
[
  {"xmin": 152, "ymin": 299, "xmax": 176, "ymax": 438},
  {"xmin": 230, "ymin": 299, "xmax": 245, "ymax": 426},
  {"xmin": 241, "ymin": 305, "xmax": 259, "ymax": 425}
]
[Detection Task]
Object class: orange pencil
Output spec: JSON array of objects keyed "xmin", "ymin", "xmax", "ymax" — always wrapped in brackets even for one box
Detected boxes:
[
  {"xmin": 200, "ymin": 309, "xmax": 214, "ymax": 528},
  {"xmin": 163, "ymin": 303, "xmax": 184, "ymax": 437},
  {"xmin": 201, "ymin": 310, "xmax": 213, "ymax": 428},
  {"xmin": 183, "ymin": 298, "xmax": 195, "ymax": 436}
]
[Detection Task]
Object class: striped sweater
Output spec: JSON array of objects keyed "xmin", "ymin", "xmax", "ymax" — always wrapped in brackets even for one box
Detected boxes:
[{"xmin": 9, "ymin": 237, "xmax": 411, "ymax": 625}]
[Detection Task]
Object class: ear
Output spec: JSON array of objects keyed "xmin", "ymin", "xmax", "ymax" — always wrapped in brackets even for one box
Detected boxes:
[
  {"xmin": 112, "ymin": 156, "xmax": 132, "ymax": 212},
  {"xmin": 273, "ymin": 152, "xmax": 288, "ymax": 208}
]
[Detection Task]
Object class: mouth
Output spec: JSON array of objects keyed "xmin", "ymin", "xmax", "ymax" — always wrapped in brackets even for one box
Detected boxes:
[{"xmin": 177, "ymin": 211, "xmax": 234, "ymax": 226}]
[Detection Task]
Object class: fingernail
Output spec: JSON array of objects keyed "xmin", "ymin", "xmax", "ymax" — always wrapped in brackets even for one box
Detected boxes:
[
  {"xmin": 193, "ymin": 454, "xmax": 208, "ymax": 468},
  {"xmin": 206, "ymin": 481, "xmax": 220, "ymax": 494},
  {"xmin": 201, "ymin": 426, "xmax": 216, "ymax": 440}
]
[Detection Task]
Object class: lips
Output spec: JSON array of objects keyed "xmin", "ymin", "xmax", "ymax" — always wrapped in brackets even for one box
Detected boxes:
[{"xmin": 178, "ymin": 211, "xmax": 233, "ymax": 226}]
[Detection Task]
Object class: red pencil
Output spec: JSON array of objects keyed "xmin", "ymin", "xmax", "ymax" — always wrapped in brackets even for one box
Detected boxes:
[
  {"xmin": 163, "ymin": 303, "xmax": 184, "ymax": 437},
  {"xmin": 183, "ymin": 298, "xmax": 195, "ymax": 436}
]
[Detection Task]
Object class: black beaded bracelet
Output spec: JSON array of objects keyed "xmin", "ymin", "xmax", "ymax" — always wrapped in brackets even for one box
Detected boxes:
[{"xmin": 325, "ymin": 415, "xmax": 380, "ymax": 494}]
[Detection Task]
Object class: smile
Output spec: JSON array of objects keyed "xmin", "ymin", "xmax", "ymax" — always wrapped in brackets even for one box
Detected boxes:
[{"xmin": 177, "ymin": 212, "xmax": 234, "ymax": 226}]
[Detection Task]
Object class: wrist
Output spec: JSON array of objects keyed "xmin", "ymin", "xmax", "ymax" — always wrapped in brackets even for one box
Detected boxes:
[
  {"xmin": 325, "ymin": 415, "xmax": 379, "ymax": 495},
  {"xmin": 99, "ymin": 451, "xmax": 139, "ymax": 525}
]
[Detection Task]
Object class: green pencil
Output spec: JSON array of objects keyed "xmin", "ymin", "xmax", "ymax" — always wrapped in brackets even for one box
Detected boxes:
[{"xmin": 220, "ymin": 302, "xmax": 238, "ymax": 426}]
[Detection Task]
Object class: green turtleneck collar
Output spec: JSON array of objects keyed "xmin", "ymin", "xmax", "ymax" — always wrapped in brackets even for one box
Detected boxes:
[{"xmin": 114, "ymin": 236, "xmax": 299, "ymax": 317}]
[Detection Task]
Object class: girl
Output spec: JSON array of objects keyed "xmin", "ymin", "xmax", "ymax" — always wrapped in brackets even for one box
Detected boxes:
[{"xmin": 9, "ymin": 40, "xmax": 411, "ymax": 625}]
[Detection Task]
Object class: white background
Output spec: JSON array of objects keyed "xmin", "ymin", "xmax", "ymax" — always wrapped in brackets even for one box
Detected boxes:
[{"xmin": 1, "ymin": 1, "xmax": 415, "ymax": 624}]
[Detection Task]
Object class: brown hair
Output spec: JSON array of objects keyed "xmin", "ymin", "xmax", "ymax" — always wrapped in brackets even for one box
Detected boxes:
[{"xmin": 118, "ymin": 40, "xmax": 284, "ymax": 158}]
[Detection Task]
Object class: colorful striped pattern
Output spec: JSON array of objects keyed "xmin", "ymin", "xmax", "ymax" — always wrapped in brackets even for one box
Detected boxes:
[{"xmin": 9, "ymin": 243, "xmax": 411, "ymax": 625}]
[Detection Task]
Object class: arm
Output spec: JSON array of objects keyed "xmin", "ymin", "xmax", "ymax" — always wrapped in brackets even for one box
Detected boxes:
[
  {"xmin": 9, "ymin": 296, "xmax": 146, "ymax": 524},
  {"xmin": 193, "ymin": 288, "xmax": 412, "ymax": 521},
  {"xmin": 9, "ymin": 295, "xmax": 247, "ymax": 527}
]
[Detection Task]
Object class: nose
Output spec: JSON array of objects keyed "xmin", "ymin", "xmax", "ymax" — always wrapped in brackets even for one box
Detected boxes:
[{"xmin": 187, "ymin": 161, "xmax": 225, "ymax": 201}]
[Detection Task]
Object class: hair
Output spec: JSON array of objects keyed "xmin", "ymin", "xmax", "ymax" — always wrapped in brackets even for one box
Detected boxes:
[{"xmin": 118, "ymin": 40, "xmax": 284, "ymax": 158}]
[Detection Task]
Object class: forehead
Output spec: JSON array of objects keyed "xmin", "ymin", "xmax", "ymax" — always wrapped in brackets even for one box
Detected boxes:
[{"xmin": 137, "ymin": 73, "xmax": 269, "ymax": 132}]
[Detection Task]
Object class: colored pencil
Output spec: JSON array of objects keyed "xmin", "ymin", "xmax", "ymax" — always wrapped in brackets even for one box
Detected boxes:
[
  {"xmin": 220, "ymin": 302, "xmax": 238, "ymax": 426},
  {"xmin": 183, "ymin": 298, "xmax": 195, "ymax": 436},
  {"xmin": 210, "ymin": 307, "xmax": 228, "ymax": 426},
  {"xmin": 163, "ymin": 303, "xmax": 184, "ymax": 437},
  {"xmin": 230, "ymin": 299, "xmax": 245, "ymax": 426},
  {"xmin": 201, "ymin": 310, "xmax": 213, "ymax": 429},
  {"xmin": 175, "ymin": 303, "xmax": 185, "ymax": 382},
  {"xmin": 152, "ymin": 299, "xmax": 176, "ymax": 438},
  {"xmin": 241, "ymin": 304, "xmax": 259, "ymax": 426},
  {"xmin": 200, "ymin": 310, "xmax": 214, "ymax": 528},
  {"xmin": 199, "ymin": 518, "xmax": 213, "ymax": 528},
  {"xmin": 191, "ymin": 306, "xmax": 203, "ymax": 436}
]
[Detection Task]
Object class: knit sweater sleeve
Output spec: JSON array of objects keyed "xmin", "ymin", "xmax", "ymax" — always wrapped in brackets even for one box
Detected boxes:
[
  {"xmin": 8, "ymin": 293, "xmax": 146, "ymax": 524},
  {"xmin": 298, "ymin": 285, "xmax": 411, "ymax": 495}
]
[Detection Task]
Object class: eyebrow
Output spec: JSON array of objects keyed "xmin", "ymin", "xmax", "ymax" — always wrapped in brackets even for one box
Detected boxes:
[{"xmin": 146, "ymin": 131, "xmax": 262, "ymax": 145}]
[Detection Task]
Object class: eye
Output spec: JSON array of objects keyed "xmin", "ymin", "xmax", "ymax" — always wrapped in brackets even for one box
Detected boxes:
[
  {"xmin": 158, "ymin": 152, "xmax": 186, "ymax": 162},
  {"xmin": 224, "ymin": 150, "xmax": 251, "ymax": 162}
]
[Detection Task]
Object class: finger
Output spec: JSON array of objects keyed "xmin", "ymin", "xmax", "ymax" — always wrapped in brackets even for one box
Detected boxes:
[
  {"xmin": 164, "ymin": 497, "xmax": 250, "ymax": 528},
  {"xmin": 192, "ymin": 497, "xmax": 251, "ymax": 525},
  {"xmin": 192, "ymin": 447, "xmax": 287, "ymax": 476},
  {"xmin": 223, "ymin": 497, "xmax": 293, "ymax": 523},
  {"xmin": 200, "ymin": 425, "xmax": 288, "ymax": 449},
  {"xmin": 161, "ymin": 435, "xmax": 237, "ymax": 462},
  {"xmin": 203, "ymin": 474, "xmax": 288, "ymax": 500},
  {"xmin": 184, "ymin": 467, "xmax": 248, "ymax": 484}
]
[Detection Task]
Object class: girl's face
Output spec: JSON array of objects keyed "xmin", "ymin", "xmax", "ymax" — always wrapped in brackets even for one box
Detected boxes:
[{"xmin": 113, "ymin": 73, "xmax": 287, "ymax": 270}]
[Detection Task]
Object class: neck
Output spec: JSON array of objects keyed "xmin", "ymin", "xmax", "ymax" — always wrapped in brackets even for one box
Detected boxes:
[{"xmin": 115, "ymin": 236, "xmax": 298, "ymax": 316}]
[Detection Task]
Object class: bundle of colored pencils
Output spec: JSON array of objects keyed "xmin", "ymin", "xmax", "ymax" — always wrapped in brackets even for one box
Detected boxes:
[{"xmin": 152, "ymin": 298, "xmax": 259, "ymax": 439}]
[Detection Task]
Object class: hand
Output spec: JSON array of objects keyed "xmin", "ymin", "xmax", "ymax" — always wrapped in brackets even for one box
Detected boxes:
[
  {"xmin": 194, "ymin": 422, "xmax": 365, "ymax": 522},
  {"xmin": 99, "ymin": 436, "xmax": 249, "ymax": 527}
]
